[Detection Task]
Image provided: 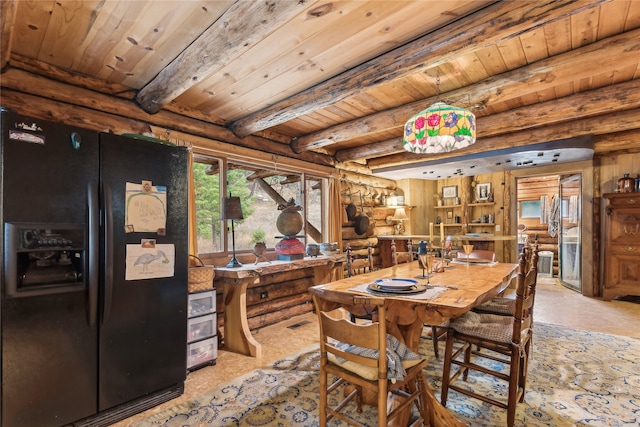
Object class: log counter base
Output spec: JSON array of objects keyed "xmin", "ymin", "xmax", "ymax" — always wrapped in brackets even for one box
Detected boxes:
[{"xmin": 215, "ymin": 256, "xmax": 345, "ymax": 357}]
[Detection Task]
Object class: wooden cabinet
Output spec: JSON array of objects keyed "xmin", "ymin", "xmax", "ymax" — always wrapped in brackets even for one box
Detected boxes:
[{"xmin": 603, "ymin": 193, "xmax": 640, "ymax": 301}]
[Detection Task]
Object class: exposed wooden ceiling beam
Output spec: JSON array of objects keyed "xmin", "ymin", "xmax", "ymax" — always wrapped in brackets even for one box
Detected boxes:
[
  {"xmin": 594, "ymin": 129, "xmax": 640, "ymax": 155},
  {"xmin": 1, "ymin": 66, "xmax": 335, "ymax": 167},
  {"xmin": 335, "ymin": 138, "xmax": 403, "ymax": 164},
  {"xmin": 230, "ymin": 0, "xmax": 610, "ymax": 137},
  {"xmin": 335, "ymin": 79, "xmax": 640, "ymax": 163},
  {"xmin": 0, "ymin": 0, "xmax": 17, "ymax": 70},
  {"xmin": 368, "ymin": 109, "xmax": 640, "ymax": 169},
  {"xmin": 295, "ymin": 28, "xmax": 640, "ymax": 153},
  {"xmin": 136, "ymin": 0, "xmax": 308, "ymax": 114}
]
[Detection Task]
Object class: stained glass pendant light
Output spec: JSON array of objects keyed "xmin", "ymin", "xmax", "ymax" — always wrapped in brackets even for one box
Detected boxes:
[{"xmin": 403, "ymin": 74, "xmax": 476, "ymax": 154}]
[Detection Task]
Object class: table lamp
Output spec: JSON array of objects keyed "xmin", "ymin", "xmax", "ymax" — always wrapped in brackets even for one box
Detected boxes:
[
  {"xmin": 222, "ymin": 195, "xmax": 244, "ymax": 268},
  {"xmin": 392, "ymin": 207, "xmax": 409, "ymax": 234}
]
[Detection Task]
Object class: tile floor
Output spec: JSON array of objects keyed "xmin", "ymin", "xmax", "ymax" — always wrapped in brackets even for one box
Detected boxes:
[{"xmin": 113, "ymin": 277, "xmax": 640, "ymax": 426}]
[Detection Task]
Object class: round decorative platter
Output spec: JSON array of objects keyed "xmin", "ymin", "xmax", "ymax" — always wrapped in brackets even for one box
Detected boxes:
[
  {"xmin": 367, "ymin": 278, "xmax": 426, "ymax": 294},
  {"xmin": 374, "ymin": 278, "xmax": 418, "ymax": 290}
]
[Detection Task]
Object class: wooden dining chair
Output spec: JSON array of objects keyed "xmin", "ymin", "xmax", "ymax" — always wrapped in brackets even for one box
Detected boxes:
[
  {"xmin": 312, "ymin": 288, "xmax": 431, "ymax": 427},
  {"xmin": 391, "ymin": 239, "xmax": 414, "ymax": 265},
  {"xmin": 345, "ymin": 242, "xmax": 378, "ymax": 323},
  {"xmin": 440, "ymin": 245, "xmax": 538, "ymax": 427},
  {"xmin": 393, "ymin": 242, "xmax": 448, "ymax": 358},
  {"xmin": 473, "ymin": 243, "xmax": 538, "ymax": 316},
  {"xmin": 428, "ymin": 248, "xmax": 500, "ymax": 358},
  {"xmin": 345, "ymin": 242, "xmax": 374, "ymax": 277},
  {"xmin": 455, "ymin": 249, "xmax": 497, "ymax": 262}
]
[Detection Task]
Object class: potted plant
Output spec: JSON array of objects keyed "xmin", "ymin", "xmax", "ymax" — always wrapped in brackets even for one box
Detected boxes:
[{"xmin": 251, "ymin": 228, "xmax": 267, "ymax": 257}]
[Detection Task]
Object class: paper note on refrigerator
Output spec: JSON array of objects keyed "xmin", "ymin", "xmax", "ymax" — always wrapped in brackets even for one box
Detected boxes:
[
  {"xmin": 126, "ymin": 244, "xmax": 175, "ymax": 280},
  {"xmin": 125, "ymin": 182, "xmax": 167, "ymax": 233}
]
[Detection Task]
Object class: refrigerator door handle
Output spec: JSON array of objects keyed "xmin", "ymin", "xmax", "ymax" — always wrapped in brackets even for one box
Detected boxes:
[
  {"xmin": 88, "ymin": 181, "xmax": 99, "ymax": 326},
  {"xmin": 102, "ymin": 182, "xmax": 114, "ymax": 325}
]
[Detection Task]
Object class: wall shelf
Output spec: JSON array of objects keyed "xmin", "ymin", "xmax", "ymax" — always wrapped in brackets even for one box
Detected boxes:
[
  {"xmin": 469, "ymin": 202, "xmax": 495, "ymax": 207},
  {"xmin": 386, "ymin": 205, "xmax": 413, "ymax": 209}
]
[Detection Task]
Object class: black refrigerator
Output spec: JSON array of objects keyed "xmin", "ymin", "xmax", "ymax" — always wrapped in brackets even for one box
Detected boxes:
[{"xmin": 0, "ymin": 110, "xmax": 189, "ymax": 427}]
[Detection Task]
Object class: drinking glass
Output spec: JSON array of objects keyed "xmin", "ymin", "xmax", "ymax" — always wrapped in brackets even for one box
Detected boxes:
[
  {"xmin": 420, "ymin": 254, "xmax": 435, "ymax": 284},
  {"xmin": 463, "ymin": 244, "xmax": 474, "ymax": 267}
]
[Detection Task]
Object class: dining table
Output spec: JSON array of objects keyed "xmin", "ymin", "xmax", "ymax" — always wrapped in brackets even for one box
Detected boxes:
[{"xmin": 309, "ymin": 259, "xmax": 519, "ymax": 426}]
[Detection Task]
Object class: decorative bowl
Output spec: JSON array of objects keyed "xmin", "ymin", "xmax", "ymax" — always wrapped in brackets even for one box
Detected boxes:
[
  {"xmin": 320, "ymin": 242, "xmax": 339, "ymax": 254},
  {"xmin": 306, "ymin": 244, "xmax": 320, "ymax": 257}
]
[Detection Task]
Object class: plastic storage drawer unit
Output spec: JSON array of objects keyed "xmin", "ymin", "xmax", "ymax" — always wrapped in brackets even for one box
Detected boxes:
[
  {"xmin": 187, "ymin": 289, "xmax": 218, "ymax": 371},
  {"xmin": 188, "ymin": 291, "xmax": 216, "ymax": 317},
  {"xmin": 188, "ymin": 337, "xmax": 218, "ymax": 369}
]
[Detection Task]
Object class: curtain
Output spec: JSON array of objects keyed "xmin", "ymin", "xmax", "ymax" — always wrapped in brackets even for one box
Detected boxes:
[
  {"xmin": 569, "ymin": 195, "xmax": 579, "ymax": 224},
  {"xmin": 548, "ymin": 193, "xmax": 560, "ymax": 237},
  {"xmin": 328, "ymin": 175, "xmax": 344, "ymax": 280},
  {"xmin": 188, "ymin": 151, "xmax": 198, "ymax": 265},
  {"xmin": 540, "ymin": 195, "xmax": 549, "ymax": 224}
]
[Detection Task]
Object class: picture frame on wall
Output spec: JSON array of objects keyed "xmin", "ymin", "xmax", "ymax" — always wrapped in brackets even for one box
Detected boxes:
[
  {"xmin": 442, "ymin": 185, "xmax": 458, "ymax": 199},
  {"xmin": 477, "ymin": 183, "xmax": 491, "ymax": 201}
]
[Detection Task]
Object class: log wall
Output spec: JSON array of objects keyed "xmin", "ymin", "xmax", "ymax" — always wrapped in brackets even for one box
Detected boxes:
[{"xmin": 339, "ymin": 173, "xmax": 397, "ymax": 272}]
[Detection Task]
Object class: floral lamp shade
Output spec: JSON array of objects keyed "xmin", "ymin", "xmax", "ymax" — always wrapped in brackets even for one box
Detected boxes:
[{"xmin": 403, "ymin": 102, "xmax": 476, "ymax": 153}]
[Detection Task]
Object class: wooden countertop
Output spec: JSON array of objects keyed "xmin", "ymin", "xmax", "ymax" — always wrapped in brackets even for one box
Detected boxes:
[{"xmin": 214, "ymin": 255, "xmax": 345, "ymax": 279}]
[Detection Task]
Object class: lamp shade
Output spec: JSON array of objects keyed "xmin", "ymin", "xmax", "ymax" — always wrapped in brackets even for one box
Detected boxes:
[
  {"xmin": 403, "ymin": 102, "xmax": 476, "ymax": 154},
  {"xmin": 221, "ymin": 196, "xmax": 243, "ymax": 220},
  {"xmin": 392, "ymin": 207, "xmax": 409, "ymax": 221}
]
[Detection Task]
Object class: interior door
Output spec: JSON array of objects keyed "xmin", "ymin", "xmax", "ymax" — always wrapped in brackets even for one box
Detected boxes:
[{"xmin": 559, "ymin": 174, "xmax": 582, "ymax": 292}]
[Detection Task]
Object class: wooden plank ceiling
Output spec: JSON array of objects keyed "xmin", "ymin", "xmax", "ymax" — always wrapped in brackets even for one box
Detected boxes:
[{"xmin": 1, "ymin": 0, "xmax": 639, "ymax": 179}]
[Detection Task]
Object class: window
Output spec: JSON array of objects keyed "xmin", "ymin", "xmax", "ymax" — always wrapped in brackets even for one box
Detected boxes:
[
  {"xmin": 305, "ymin": 176, "xmax": 324, "ymax": 244},
  {"xmin": 519, "ymin": 200, "xmax": 541, "ymax": 218},
  {"xmin": 193, "ymin": 155, "xmax": 327, "ymax": 256},
  {"xmin": 193, "ymin": 159, "xmax": 222, "ymax": 253}
]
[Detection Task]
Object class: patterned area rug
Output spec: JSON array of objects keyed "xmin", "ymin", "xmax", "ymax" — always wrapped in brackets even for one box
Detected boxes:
[{"xmin": 132, "ymin": 323, "xmax": 640, "ymax": 426}]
